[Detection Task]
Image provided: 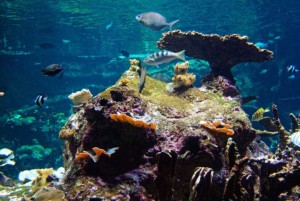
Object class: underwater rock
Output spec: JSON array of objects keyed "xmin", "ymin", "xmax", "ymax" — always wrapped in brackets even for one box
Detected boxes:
[
  {"xmin": 157, "ymin": 30, "xmax": 273, "ymax": 82},
  {"xmin": 57, "ymin": 61, "xmax": 300, "ymax": 200}
]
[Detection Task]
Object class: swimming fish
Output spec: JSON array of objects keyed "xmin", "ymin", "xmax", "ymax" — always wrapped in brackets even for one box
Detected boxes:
[
  {"xmin": 287, "ymin": 65, "xmax": 298, "ymax": 79},
  {"xmin": 119, "ymin": 50, "xmax": 130, "ymax": 58},
  {"xmin": 106, "ymin": 22, "xmax": 113, "ymax": 30},
  {"xmin": 290, "ymin": 132, "xmax": 300, "ymax": 147},
  {"xmin": 139, "ymin": 65, "xmax": 147, "ymax": 93},
  {"xmin": 144, "ymin": 50, "xmax": 185, "ymax": 67},
  {"xmin": 35, "ymin": 94, "xmax": 47, "ymax": 107},
  {"xmin": 135, "ymin": 12, "xmax": 179, "ymax": 31},
  {"xmin": 254, "ymin": 42, "xmax": 268, "ymax": 49},
  {"xmin": 251, "ymin": 107, "xmax": 270, "ymax": 121},
  {"xmin": 42, "ymin": 64, "xmax": 62, "ymax": 76},
  {"xmin": 0, "ymin": 92, "xmax": 4, "ymax": 96}
]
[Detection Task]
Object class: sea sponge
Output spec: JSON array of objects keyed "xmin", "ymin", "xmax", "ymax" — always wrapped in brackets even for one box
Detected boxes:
[
  {"xmin": 172, "ymin": 62, "xmax": 196, "ymax": 90},
  {"xmin": 32, "ymin": 187, "xmax": 65, "ymax": 201},
  {"xmin": 129, "ymin": 59, "xmax": 140, "ymax": 71},
  {"xmin": 31, "ymin": 168, "xmax": 54, "ymax": 193},
  {"xmin": 200, "ymin": 121, "xmax": 234, "ymax": 136},
  {"xmin": 59, "ymin": 128, "xmax": 76, "ymax": 139},
  {"xmin": 109, "ymin": 113, "xmax": 156, "ymax": 131},
  {"xmin": 68, "ymin": 89, "xmax": 93, "ymax": 105}
]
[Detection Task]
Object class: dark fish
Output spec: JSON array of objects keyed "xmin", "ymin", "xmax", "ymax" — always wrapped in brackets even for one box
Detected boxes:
[
  {"xmin": 144, "ymin": 50, "xmax": 185, "ymax": 67},
  {"xmin": 119, "ymin": 50, "xmax": 130, "ymax": 58},
  {"xmin": 39, "ymin": 42, "xmax": 55, "ymax": 49},
  {"xmin": 135, "ymin": 12, "xmax": 179, "ymax": 31},
  {"xmin": 35, "ymin": 94, "xmax": 47, "ymax": 107},
  {"xmin": 287, "ymin": 65, "xmax": 299, "ymax": 79},
  {"xmin": 138, "ymin": 65, "xmax": 147, "ymax": 93},
  {"xmin": 42, "ymin": 64, "xmax": 62, "ymax": 76}
]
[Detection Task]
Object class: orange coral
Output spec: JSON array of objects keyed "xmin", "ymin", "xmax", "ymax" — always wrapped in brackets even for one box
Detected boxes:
[
  {"xmin": 200, "ymin": 121, "xmax": 234, "ymax": 136},
  {"xmin": 76, "ymin": 146, "xmax": 119, "ymax": 162},
  {"xmin": 109, "ymin": 113, "xmax": 156, "ymax": 131}
]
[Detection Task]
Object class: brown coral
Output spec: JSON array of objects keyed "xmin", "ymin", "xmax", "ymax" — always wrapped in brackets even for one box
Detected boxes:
[
  {"xmin": 157, "ymin": 30, "xmax": 273, "ymax": 81},
  {"xmin": 59, "ymin": 128, "xmax": 76, "ymax": 139}
]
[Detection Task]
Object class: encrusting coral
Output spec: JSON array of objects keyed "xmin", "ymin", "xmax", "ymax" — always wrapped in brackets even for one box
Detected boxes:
[{"xmin": 171, "ymin": 61, "xmax": 196, "ymax": 91}]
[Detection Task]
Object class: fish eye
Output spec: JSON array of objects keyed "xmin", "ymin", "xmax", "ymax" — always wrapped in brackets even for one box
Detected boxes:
[{"xmin": 136, "ymin": 14, "xmax": 142, "ymax": 21}]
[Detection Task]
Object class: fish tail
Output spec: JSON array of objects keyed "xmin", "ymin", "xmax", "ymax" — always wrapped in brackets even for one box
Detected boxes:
[
  {"xmin": 264, "ymin": 108, "xmax": 270, "ymax": 113},
  {"xmin": 176, "ymin": 50, "xmax": 186, "ymax": 61},
  {"xmin": 168, "ymin": 20, "xmax": 179, "ymax": 31}
]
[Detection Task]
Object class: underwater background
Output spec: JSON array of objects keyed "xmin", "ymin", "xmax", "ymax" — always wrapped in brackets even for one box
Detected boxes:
[{"xmin": 0, "ymin": 0, "xmax": 300, "ymax": 179}]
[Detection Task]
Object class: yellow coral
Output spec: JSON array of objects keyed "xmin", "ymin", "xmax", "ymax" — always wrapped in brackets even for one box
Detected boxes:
[
  {"xmin": 109, "ymin": 114, "xmax": 156, "ymax": 131},
  {"xmin": 200, "ymin": 121, "xmax": 234, "ymax": 136},
  {"xmin": 129, "ymin": 59, "xmax": 140, "ymax": 71},
  {"xmin": 59, "ymin": 128, "xmax": 75, "ymax": 139},
  {"xmin": 172, "ymin": 62, "xmax": 196, "ymax": 89},
  {"xmin": 31, "ymin": 168, "xmax": 54, "ymax": 193}
]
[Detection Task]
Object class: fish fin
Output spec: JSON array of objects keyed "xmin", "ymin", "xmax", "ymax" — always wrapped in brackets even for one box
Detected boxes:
[
  {"xmin": 264, "ymin": 108, "xmax": 270, "ymax": 113},
  {"xmin": 176, "ymin": 50, "xmax": 186, "ymax": 61},
  {"xmin": 168, "ymin": 20, "xmax": 179, "ymax": 31}
]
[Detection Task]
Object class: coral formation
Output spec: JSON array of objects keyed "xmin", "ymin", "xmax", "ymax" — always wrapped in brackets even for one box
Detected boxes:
[
  {"xmin": 200, "ymin": 121, "xmax": 234, "ymax": 136},
  {"xmin": 68, "ymin": 88, "xmax": 93, "ymax": 105},
  {"xmin": 32, "ymin": 187, "xmax": 65, "ymax": 201},
  {"xmin": 171, "ymin": 61, "xmax": 196, "ymax": 91},
  {"xmin": 31, "ymin": 168, "xmax": 54, "ymax": 193},
  {"xmin": 157, "ymin": 30, "xmax": 273, "ymax": 82}
]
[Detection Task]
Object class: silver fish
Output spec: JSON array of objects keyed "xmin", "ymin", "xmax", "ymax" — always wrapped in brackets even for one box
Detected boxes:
[
  {"xmin": 144, "ymin": 50, "xmax": 185, "ymax": 67},
  {"xmin": 135, "ymin": 12, "xmax": 179, "ymax": 31}
]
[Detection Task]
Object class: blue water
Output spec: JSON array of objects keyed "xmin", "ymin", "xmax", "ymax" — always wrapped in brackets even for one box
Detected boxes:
[{"xmin": 0, "ymin": 0, "xmax": 300, "ymax": 177}]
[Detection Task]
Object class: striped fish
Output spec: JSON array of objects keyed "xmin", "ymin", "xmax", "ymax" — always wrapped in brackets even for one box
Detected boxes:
[
  {"xmin": 251, "ymin": 107, "xmax": 270, "ymax": 121},
  {"xmin": 290, "ymin": 132, "xmax": 300, "ymax": 147},
  {"xmin": 143, "ymin": 50, "xmax": 185, "ymax": 67}
]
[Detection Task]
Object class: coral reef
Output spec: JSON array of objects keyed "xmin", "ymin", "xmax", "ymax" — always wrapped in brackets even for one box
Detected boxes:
[
  {"xmin": 68, "ymin": 88, "xmax": 93, "ymax": 105},
  {"xmin": 57, "ymin": 60, "xmax": 291, "ymax": 201},
  {"xmin": 31, "ymin": 168, "xmax": 54, "ymax": 193},
  {"xmin": 171, "ymin": 61, "xmax": 196, "ymax": 91},
  {"xmin": 157, "ymin": 30, "xmax": 273, "ymax": 82}
]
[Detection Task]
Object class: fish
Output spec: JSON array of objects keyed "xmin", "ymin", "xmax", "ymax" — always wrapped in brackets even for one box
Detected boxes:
[
  {"xmin": 35, "ymin": 94, "xmax": 47, "ymax": 107},
  {"xmin": 139, "ymin": 65, "xmax": 147, "ymax": 93},
  {"xmin": 290, "ymin": 132, "xmax": 300, "ymax": 147},
  {"xmin": 254, "ymin": 42, "xmax": 268, "ymax": 49},
  {"xmin": 287, "ymin": 65, "xmax": 298, "ymax": 79},
  {"xmin": 38, "ymin": 42, "xmax": 55, "ymax": 49},
  {"xmin": 259, "ymin": 69, "xmax": 268, "ymax": 74},
  {"xmin": 41, "ymin": 64, "xmax": 62, "ymax": 76},
  {"xmin": 106, "ymin": 22, "xmax": 113, "ymax": 30},
  {"xmin": 62, "ymin": 39, "xmax": 71, "ymax": 44},
  {"xmin": 251, "ymin": 107, "xmax": 270, "ymax": 121},
  {"xmin": 144, "ymin": 50, "xmax": 185, "ymax": 67},
  {"xmin": 119, "ymin": 50, "xmax": 130, "ymax": 58},
  {"xmin": 135, "ymin": 12, "xmax": 179, "ymax": 31},
  {"xmin": 0, "ymin": 92, "xmax": 4, "ymax": 96}
]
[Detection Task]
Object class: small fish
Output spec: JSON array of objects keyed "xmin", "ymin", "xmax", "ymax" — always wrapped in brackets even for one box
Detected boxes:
[
  {"xmin": 38, "ymin": 42, "xmax": 55, "ymax": 49},
  {"xmin": 251, "ymin": 107, "xmax": 270, "ymax": 121},
  {"xmin": 259, "ymin": 69, "xmax": 268, "ymax": 74},
  {"xmin": 287, "ymin": 65, "xmax": 299, "ymax": 74},
  {"xmin": 106, "ymin": 22, "xmax": 113, "ymax": 30},
  {"xmin": 139, "ymin": 65, "xmax": 147, "ymax": 93},
  {"xmin": 136, "ymin": 12, "xmax": 179, "ymax": 31},
  {"xmin": 144, "ymin": 50, "xmax": 185, "ymax": 67},
  {"xmin": 0, "ymin": 92, "xmax": 4, "ymax": 96},
  {"xmin": 290, "ymin": 132, "xmax": 300, "ymax": 147},
  {"xmin": 119, "ymin": 50, "xmax": 130, "ymax": 58},
  {"xmin": 35, "ymin": 94, "xmax": 47, "ymax": 107},
  {"xmin": 62, "ymin": 39, "xmax": 71, "ymax": 44},
  {"xmin": 42, "ymin": 64, "xmax": 62, "ymax": 76},
  {"xmin": 255, "ymin": 42, "xmax": 268, "ymax": 49}
]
